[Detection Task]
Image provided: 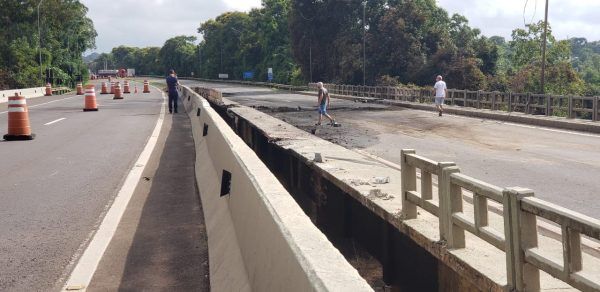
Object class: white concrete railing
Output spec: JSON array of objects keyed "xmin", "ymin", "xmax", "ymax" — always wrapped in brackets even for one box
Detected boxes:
[
  {"xmin": 0, "ymin": 87, "xmax": 46, "ymax": 103},
  {"xmin": 309, "ymin": 83, "xmax": 600, "ymax": 122},
  {"xmin": 178, "ymin": 85, "xmax": 372, "ymax": 292},
  {"xmin": 400, "ymin": 149, "xmax": 600, "ymax": 291}
]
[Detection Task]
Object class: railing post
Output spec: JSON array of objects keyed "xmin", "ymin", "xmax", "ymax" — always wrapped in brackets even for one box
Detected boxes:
[
  {"xmin": 562, "ymin": 226, "xmax": 582, "ymax": 277},
  {"xmin": 593, "ymin": 96, "xmax": 598, "ymax": 121},
  {"xmin": 526, "ymin": 92, "xmax": 531, "ymax": 114},
  {"xmin": 401, "ymin": 149, "xmax": 417, "ymax": 219},
  {"xmin": 491, "ymin": 92, "xmax": 497, "ymax": 110},
  {"xmin": 545, "ymin": 95, "xmax": 551, "ymax": 116},
  {"xmin": 476, "ymin": 90, "xmax": 481, "ymax": 109},
  {"xmin": 508, "ymin": 92, "xmax": 513, "ymax": 112},
  {"xmin": 450, "ymin": 90, "xmax": 455, "ymax": 105},
  {"xmin": 568, "ymin": 96, "xmax": 574, "ymax": 119},
  {"xmin": 505, "ymin": 187, "xmax": 540, "ymax": 291},
  {"xmin": 439, "ymin": 166, "xmax": 463, "ymax": 247},
  {"xmin": 463, "ymin": 89, "xmax": 467, "ymax": 107}
]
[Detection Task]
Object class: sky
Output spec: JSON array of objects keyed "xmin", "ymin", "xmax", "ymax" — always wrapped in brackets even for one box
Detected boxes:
[{"xmin": 82, "ymin": 0, "xmax": 600, "ymax": 54}]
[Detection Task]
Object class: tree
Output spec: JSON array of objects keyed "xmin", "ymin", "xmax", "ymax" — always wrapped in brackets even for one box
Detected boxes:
[{"xmin": 0, "ymin": 0, "xmax": 97, "ymax": 89}]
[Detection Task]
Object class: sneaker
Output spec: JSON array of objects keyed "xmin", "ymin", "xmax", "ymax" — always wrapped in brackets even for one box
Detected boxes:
[
  {"xmin": 438, "ymin": 111, "xmax": 442, "ymax": 117},
  {"xmin": 315, "ymin": 122, "xmax": 321, "ymax": 126},
  {"xmin": 169, "ymin": 109, "xmax": 172, "ymax": 114}
]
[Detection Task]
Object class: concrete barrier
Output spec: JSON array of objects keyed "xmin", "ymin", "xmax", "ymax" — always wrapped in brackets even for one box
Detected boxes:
[
  {"xmin": 0, "ymin": 87, "xmax": 46, "ymax": 103},
  {"xmin": 178, "ymin": 85, "xmax": 372, "ymax": 291}
]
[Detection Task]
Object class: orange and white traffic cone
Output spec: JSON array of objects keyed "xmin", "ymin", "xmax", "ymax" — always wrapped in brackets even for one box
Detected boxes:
[
  {"xmin": 143, "ymin": 80, "xmax": 150, "ymax": 93},
  {"xmin": 76, "ymin": 83, "xmax": 84, "ymax": 95},
  {"xmin": 3, "ymin": 93, "xmax": 35, "ymax": 141},
  {"xmin": 123, "ymin": 80, "xmax": 131, "ymax": 94},
  {"xmin": 113, "ymin": 82, "xmax": 123, "ymax": 100},
  {"xmin": 101, "ymin": 82, "xmax": 108, "ymax": 94},
  {"xmin": 45, "ymin": 83, "xmax": 52, "ymax": 96},
  {"xmin": 83, "ymin": 85, "xmax": 99, "ymax": 111}
]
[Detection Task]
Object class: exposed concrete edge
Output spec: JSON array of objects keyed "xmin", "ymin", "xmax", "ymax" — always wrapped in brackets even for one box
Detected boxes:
[
  {"xmin": 179, "ymin": 86, "xmax": 373, "ymax": 292},
  {"xmin": 300, "ymin": 91, "xmax": 600, "ymax": 134},
  {"xmin": 207, "ymin": 95, "xmax": 507, "ymax": 291}
]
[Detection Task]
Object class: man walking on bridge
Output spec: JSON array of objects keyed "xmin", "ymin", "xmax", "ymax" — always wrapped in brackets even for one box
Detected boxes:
[
  {"xmin": 316, "ymin": 82, "xmax": 336, "ymax": 126},
  {"xmin": 433, "ymin": 75, "xmax": 447, "ymax": 116},
  {"xmin": 166, "ymin": 69, "xmax": 180, "ymax": 114}
]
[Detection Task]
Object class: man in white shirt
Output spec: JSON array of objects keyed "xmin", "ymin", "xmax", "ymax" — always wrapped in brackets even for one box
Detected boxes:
[{"xmin": 433, "ymin": 75, "xmax": 447, "ymax": 116}]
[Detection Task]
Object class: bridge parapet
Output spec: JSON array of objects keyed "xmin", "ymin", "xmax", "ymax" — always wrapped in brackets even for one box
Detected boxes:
[
  {"xmin": 401, "ymin": 149, "xmax": 600, "ymax": 291},
  {"xmin": 309, "ymin": 83, "xmax": 600, "ymax": 122}
]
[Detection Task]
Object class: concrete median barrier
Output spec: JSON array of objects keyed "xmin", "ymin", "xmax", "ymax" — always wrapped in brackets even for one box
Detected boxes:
[
  {"xmin": 0, "ymin": 87, "xmax": 46, "ymax": 103},
  {"xmin": 178, "ymin": 86, "xmax": 372, "ymax": 291}
]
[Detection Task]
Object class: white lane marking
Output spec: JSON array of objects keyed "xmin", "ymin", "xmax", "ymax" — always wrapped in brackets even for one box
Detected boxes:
[
  {"xmin": 0, "ymin": 95, "xmax": 80, "ymax": 115},
  {"xmin": 44, "ymin": 118, "xmax": 66, "ymax": 126},
  {"xmin": 62, "ymin": 87, "xmax": 166, "ymax": 291}
]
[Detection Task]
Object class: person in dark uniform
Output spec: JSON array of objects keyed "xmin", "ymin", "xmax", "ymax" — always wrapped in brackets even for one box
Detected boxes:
[{"xmin": 166, "ymin": 69, "xmax": 180, "ymax": 114}]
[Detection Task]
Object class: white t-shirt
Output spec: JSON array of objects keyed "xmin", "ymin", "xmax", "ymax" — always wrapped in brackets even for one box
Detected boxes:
[{"xmin": 434, "ymin": 81, "xmax": 447, "ymax": 98}]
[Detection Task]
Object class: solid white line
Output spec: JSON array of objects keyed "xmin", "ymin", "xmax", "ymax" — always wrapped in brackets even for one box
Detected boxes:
[
  {"xmin": 0, "ymin": 95, "xmax": 81, "ymax": 115},
  {"xmin": 61, "ymin": 88, "xmax": 166, "ymax": 291},
  {"xmin": 44, "ymin": 118, "xmax": 66, "ymax": 126}
]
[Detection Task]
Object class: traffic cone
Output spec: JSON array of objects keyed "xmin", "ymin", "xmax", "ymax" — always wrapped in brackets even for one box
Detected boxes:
[
  {"xmin": 100, "ymin": 82, "xmax": 108, "ymax": 94},
  {"xmin": 113, "ymin": 82, "xmax": 123, "ymax": 100},
  {"xmin": 143, "ymin": 80, "xmax": 150, "ymax": 93},
  {"xmin": 83, "ymin": 85, "xmax": 99, "ymax": 111},
  {"xmin": 45, "ymin": 83, "xmax": 52, "ymax": 96},
  {"xmin": 3, "ymin": 93, "xmax": 35, "ymax": 141},
  {"xmin": 110, "ymin": 82, "xmax": 115, "ymax": 94},
  {"xmin": 76, "ymin": 83, "xmax": 84, "ymax": 95},
  {"xmin": 123, "ymin": 80, "xmax": 131, "ymax": 94}
]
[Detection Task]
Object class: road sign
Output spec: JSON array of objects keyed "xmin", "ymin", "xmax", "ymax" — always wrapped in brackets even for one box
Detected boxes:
[
  {"xmin": 267, "ymin": 68, "xmax": 273, "ymax": 81},
  {"xmin": 243, "ymin": 71, "xmax": 254, "ymax": 79}
]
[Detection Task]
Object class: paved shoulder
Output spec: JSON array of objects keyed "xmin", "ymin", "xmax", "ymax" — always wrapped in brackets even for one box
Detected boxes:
[{"xmin": 87, "ymin": 110, "xmax": 209, "ymax": 291}]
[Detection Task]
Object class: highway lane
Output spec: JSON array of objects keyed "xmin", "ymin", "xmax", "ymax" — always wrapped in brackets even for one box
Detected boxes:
[
  {"xmin": 180, "ymin": 80, "xmax": 600, "ymax": 218},
  {"xmin": 0, "ymin": 82, "xmax": 164, "ymax": 291}
]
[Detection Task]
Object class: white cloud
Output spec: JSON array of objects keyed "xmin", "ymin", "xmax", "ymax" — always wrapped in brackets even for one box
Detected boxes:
[
  {"xmin": 83, "ymin": 0, "xmax": 600, "ymax": 54},
  {"xmin": 81, "ymin": 0, "xmax": 262, "ymax": 53},
  {"xmin": 223, "ymin": 0, "xmax": 262, "ymax": 12},
  {"xmin": 437, "ymin": 0, "xmax": 600, "ymax": 41}
]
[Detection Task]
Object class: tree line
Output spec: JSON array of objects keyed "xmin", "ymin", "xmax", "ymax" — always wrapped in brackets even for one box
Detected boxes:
[
  {"xmin": 0, "ymin": 0, "xmax": 97, "ymax": 90},
  {"xmin": 91, "ymin": 0, "xmax": 598, "ymax": 96}
]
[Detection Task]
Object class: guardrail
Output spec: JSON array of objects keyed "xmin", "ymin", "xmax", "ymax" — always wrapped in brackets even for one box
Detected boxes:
[
  {"xmin": 400, "ymin": 149, "xmax": 600, "ymax": 291},
  {"xmin": 310, "ymin": 83, "xmax": 600, "ymax": 122}
]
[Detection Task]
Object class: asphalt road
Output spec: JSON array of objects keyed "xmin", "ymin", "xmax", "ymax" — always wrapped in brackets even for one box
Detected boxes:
[
  {"xmin": 181, "ymin": 80, "xmax": 600, "ymax": 219},
  {"xmin": 0, "ymin": 81, "xmax": 163, "ymax": 291}
]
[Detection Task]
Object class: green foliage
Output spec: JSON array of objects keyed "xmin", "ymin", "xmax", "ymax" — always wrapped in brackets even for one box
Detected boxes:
[{"xmin": 0, "ymin": 0, "xmax": 97, "ymax": 89}]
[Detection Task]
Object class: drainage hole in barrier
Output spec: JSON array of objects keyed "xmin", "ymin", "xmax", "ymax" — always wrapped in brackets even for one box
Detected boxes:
[
  {"xmin": 203, "ymin": 123, "xmax": 209, "ymax": 136},
  {"xmin": 220, "ymin": 170, "xmax": 232, "ymax": 197},
  {"xmin": 197, "ymin": 108, "xmax": 201, "ymax": 117}
]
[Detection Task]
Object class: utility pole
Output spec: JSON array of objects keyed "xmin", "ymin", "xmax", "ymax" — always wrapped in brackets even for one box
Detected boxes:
[
  {"xmin": 540, "ymin": 0, "xmax": 549, "ymax": 94},
  {"xmin": 37, "ymin": 0, "xmax": 44, "ymax": 86},
  {"xmin": 363, "ymin": 1, "xmax": 367, "ymax": 86}
]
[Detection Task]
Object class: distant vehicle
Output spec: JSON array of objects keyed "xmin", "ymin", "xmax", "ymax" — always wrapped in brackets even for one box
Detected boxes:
[{"xmin": 98, "ymin": 69, "xmax": 119, "ymax": 77}]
